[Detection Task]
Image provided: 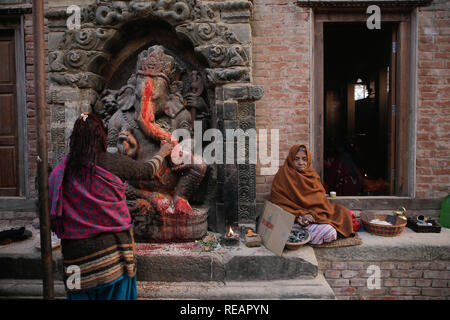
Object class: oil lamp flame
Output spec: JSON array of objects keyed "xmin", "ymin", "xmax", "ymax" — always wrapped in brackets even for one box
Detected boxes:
[
  {"xmin": 221, "ymin": 225, "xmax": 240, "ymax": 246},
  {"xmin": 226, "ymin": 226, "xmax": 235, "ymax": 237}
]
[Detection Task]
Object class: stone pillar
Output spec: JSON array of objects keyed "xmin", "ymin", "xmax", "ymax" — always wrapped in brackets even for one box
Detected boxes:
[{"xmin": 209, "ymin": 85, "xmax": 262, "ymax": 233}]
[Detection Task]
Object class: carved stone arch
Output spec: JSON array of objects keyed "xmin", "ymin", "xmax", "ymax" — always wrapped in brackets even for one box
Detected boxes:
[
  {"xmin": 50, "ymin": 1, "xmax": 255, "ymax": 92},
  {"xmin": 99, "ymin": 18, "xmax": 207, "ymax": 90}
]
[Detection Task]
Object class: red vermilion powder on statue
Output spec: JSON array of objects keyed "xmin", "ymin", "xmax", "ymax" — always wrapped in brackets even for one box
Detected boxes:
[{"xmin": 141, "ymin": 78, "xmax": 173, "ymax": 142}]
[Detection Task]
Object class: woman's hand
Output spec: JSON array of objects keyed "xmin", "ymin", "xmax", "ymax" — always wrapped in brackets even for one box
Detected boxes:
[
  {"xmin": 303, "ymin": 214, "xmax": 315, "ymax": 224},
  {"xmin": 158, "ymin": 141, "xmax": 175, "ymax": 158},
  {"xmin": 295, "ymin": 216, "xmax": 305, "ymax": 226},
  {"xmin": 296, "ymin": 214, "xmax": 315, "ymax": 227}
]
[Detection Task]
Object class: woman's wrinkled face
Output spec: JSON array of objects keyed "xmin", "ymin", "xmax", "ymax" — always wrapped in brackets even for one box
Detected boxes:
[{"xmin": 293, "ymin": 149, "xmax": 308, "ymax": 171}]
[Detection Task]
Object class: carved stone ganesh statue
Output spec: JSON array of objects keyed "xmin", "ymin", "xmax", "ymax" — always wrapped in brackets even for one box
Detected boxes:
[{"xmin": 97, "ymin": 45, "xmax": 210, "ymax": 242}]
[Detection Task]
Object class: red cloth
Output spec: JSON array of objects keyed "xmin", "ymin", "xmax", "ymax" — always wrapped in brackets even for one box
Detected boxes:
[
  {"xmin": 49, "ymin": 155, "xmax": 132, "ymax": 239},
  {"xmin": 347, "ymin": 209, "xmax": 361, "ymax": 232}
]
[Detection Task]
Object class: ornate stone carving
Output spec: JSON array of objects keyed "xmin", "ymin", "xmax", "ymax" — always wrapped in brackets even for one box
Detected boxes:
[
  {"xmin": 209, "ymin": 1, "xmax": 252, "ymax": 23},
  {"xmin": 154, "ymin": 0, "xmax": 191, "ymax": 22},
  {"xmin": 238, "ymin": 204, "xmax": 256, "ymax": 223},
  {"xmin": 195, "ymin": 44, "xmax": 248, "ymax": 68},
  {"xmin": 49, "ymin": 51, "xmax": 67, "ymax": 72},
  {"xmin": 86, "ymin": 0, "xmax": 191, "ymax": 26},
  {"xmin": 238, "ymin": 163, "xmax": 256, "ymax": 202},
  {"xmin": 95, "ymin": 1, "xmax": 129, "ymax": 25},
  {"xmin": 186, "ymin": 0, "xmax": 216, "ymax": 21},
  {"xmin": 208, "ymin": 1, "xmax": 252, "ymax": 11},
  {"xmin": 238, "ymin": 119, "xmax": 254, "ymax": 132},
  {"xmin": 205, "ymin": 67, "xmax": 250, "ymax": 85},
  {"xmin": 237, "ymin": 102, "xmax": 255, "ymax": 119},
  {"xmin": 94, "ymin": 89, "xmax": 120, "ymax": 125},
  {"xmin": 60, "ymin": 50, "xmax": 109, "ymax": 73},
  {"xmin": 175, "ymin": 22, "xmax": 240, "ymax": 46},
  {"xmin": 49, "ymin": 72, "xmax": 105, "ymax": 92},
  {"xmin": 59, "ymin": 28, "xmax": 115, "ymax": 51},
  {"xmin": 223, "ymin": 85, "xmax": 265, "ymax": 102}
]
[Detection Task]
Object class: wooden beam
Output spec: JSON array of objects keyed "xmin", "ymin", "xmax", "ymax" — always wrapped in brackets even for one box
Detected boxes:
[
  {"xmin": 33, "ymin": 0, "xmax": 54, "ymax": 300},
  {"xmin": 315, "ymin": 11, "xmax": 411, "ymax": 22},
  {"xmin": 396, "ymin": 20, "xmax": 411, "ymax": 196},
  {"xmin": 312, "ymin": 19, "xmax": 324, "ymax": 179}
]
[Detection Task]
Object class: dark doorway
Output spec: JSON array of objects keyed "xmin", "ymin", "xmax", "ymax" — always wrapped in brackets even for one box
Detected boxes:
[
  {"xmin": 0, "ymin": 29, "xmax": 19, "ymax": 196},
  {"xmin": 323, "ymin": 23, "xmax": 393, "ymax": 196}
]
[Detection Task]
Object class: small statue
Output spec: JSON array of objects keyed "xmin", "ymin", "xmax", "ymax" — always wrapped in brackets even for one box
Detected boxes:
[{"xmin": 184, "ymin": 70, "xmax": 208, "ymax": 121}]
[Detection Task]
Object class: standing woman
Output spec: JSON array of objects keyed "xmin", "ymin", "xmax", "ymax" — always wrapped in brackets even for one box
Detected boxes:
[
  {"xmin": 270, "ymin": 144, "xmax": 355, "ymax": 245},
  {"xmin": 49, "ymin": 112, "xmax": 173, "ymax": 300}
]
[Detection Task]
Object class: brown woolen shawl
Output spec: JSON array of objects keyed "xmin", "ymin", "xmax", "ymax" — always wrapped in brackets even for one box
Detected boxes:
[{"xmin": 269, "ymin": 144, "xmax": 354, "ymax": 237}]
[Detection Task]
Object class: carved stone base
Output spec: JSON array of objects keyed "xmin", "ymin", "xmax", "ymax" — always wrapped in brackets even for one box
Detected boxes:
[{"xmin": 133, "ymin": 206, "xmax": 209, "ymax": 242}]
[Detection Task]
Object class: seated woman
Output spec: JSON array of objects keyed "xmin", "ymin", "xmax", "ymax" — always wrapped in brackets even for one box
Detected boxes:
[{"xmin": 270, "ymin": 144, "xmax": 355, "ymax": 245}]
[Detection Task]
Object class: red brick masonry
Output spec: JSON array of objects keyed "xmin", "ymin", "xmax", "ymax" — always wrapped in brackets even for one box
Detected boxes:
[{"xmin": 318, "ymin": 260, "xmax": 450, "ymax": 300}]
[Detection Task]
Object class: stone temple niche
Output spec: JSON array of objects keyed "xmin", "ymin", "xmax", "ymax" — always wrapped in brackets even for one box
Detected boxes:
[
  {"xmin": 47, "ymin": 0, "xmax": 263, "ymax": 243},
  {"xmin": 94, "ymin": 28, "xmax": 214, "ymax": 242}
]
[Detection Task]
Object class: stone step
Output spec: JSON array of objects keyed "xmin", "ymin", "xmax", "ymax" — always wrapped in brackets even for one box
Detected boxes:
[
  {"xmin": 0, "ymin": 274, "xmax": 336, "ymax": 300},
  {"xmin": 135, "ymin": 242, "xmax": 319, "ymax": 281},
  {"xmin": 0, "ymin": 279, "xmax": 66, "ymax": 299},
  {"xmin": 137, "ymin": 274, "xmax": 336, "ymax": 300},
  {"xmin": 0, "ymin": 233, "xmax": 319, "ymax": 282}
]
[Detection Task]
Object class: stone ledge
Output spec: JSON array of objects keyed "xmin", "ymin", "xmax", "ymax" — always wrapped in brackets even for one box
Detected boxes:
[
  {"xmin": 256, "ymin": 198, "xmax": 443, "ymax": 221},
  {"xmin": 0, "ymin": 279, "xmax": 66, "ymax": 299},
  {"xmin": 136, "ymin": 274, "xmax": 336, "ymax": 300},
  {"xmin": 0, "ymin": 228, "xmax": 318, "ymax": 282},
  {"xmin": 135, "ymin": 242, "xmax": 318, "ymax": 282},
  {"xmin": 314, "ymin": 227, "xmax": 450, "ymax": 262},
  {"xmin": 329, "ymin": 197, "xmax": 442, "ymax": 219},
  {"xmin": 0, "ymin": 276, "xmax": 336, "ymax": 300},
  {"xmin": 0, "ymin": 198, "xmax": 36, "ymax": 212},
  {"xmin": 328, "ymin": 197, "xmax": 442, "ymax": 210}
]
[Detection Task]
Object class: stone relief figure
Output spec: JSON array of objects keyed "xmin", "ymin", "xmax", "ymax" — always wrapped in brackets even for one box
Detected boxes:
[
  {"xmin": 101, "ymin": 45, "xmax": 208, "ymax": 241},
  {"xmin": 184, "ymin": 70, "xmax": 209, "ymax": 123},
  {"xmin": 96, "ymin": 89, "xmax": 119, "ymax": 125}
]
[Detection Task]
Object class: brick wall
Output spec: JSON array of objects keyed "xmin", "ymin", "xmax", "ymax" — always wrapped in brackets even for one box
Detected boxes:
[
  {"xmin": 319, "ymin": 260, "xmax": 450, "ymax": 300},
  {"xmin": 24, "ymin": 13, "xmax": 37, "ymax": 198},
  {"xmin": 252, "ymin": 0, "xmax": 311, "ymax": 206},
  {"xmin": 416, "ymin": 0, "xmax": 450, "ymax": 198},
  {"xmin": 23, "ymin": 3, "xmax": 50, "ymax": 199},
  {"xmin": 252, "ymin": 1, "xmax": 450, "ymax": 211}
]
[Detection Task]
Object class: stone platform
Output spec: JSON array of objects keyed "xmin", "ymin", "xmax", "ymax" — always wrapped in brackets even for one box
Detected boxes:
[
  {"xmin": 3, "ymin": 225, "xmax": 448, "ymax": 299},
  {"xmin": 0, "ymin": 227, "xmax": 335, "ymax": 299}
]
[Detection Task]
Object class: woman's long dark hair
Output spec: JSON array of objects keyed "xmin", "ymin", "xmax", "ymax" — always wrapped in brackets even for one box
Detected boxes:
[{"xmin": 63, "ymin": 112, "xmax": 107, "ymax": 183}]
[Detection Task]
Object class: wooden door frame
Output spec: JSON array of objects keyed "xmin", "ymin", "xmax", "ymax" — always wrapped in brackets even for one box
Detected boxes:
[
  {"xmin": 310, "ymin": 8, "xmax": 417, "ymax": 197},
  {"xmin": 0, "ymin": 16, "xmax": 28, "ymax": 198}
]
